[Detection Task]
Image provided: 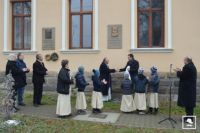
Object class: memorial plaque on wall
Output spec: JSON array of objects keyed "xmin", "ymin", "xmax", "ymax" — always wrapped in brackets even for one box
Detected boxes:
[
  {"xmin": 107, "ymin": 24, "xmax": 122, "ymax": 49},
  {"xmin": 42, "ymin": 28, "xmax": 55, "ymax": 50}
]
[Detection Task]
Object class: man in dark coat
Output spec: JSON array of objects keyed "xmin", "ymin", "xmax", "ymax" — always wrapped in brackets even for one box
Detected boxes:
[
  {"xmin": 175, "ymin": 57, "xmax": 197, "ymax": 121},
  {"xmin": 16, "ymin": 53, "xmax": 30, "ymax": 106},
  {"xmin": 99, "ymin": 57, "xmax": 116, "ymax": 101},
  {"xmin": 120, "ymin": 54, "xmax": 139, "ymax": 90},
  {"xmin": 32, "ymin": 54, "xmax": 48, "ymax": 107}
]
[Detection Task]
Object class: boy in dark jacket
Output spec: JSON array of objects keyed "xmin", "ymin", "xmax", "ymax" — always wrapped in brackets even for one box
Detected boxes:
[
  {"xmin": 75, "ymin": 66, "xmax": 89, "ymax": 115},
  {"xmin": 16, "ymin": 53, "xmax": 30, "ymax": 106},
  {"xmin": 91, "ymin": 69, "xmax": 104, "ymax": 114},
  {"xmin": 147, "ymin": 66, "xmax": 160, "ymax": 114},
  {"xmin": 120, "ymin": 72, "xmax": 136, "ymax": 112},
  {"xmin": 134, "ymin": 68, "xmax": 148, "ymax": 115}
]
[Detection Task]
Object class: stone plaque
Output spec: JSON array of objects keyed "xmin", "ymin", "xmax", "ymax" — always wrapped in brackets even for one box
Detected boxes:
[
  {"xmin": 107, "ymin": 24, "xmax": 122, "ymax": 49},
  {"xmin": 42, "ymin": 28, "xmax": 55, "ymax": 50}
]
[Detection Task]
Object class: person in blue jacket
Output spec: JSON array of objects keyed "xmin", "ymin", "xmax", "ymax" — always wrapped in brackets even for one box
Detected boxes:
[
  {"xmin": 91, "ymin": 69, "xmax": 104, "ymax": 114},
  {"xmin": 134, "ymin": 68, "xmax": 148, "ymax": 115},
  {"xmin": 120, "ymin": 71, "xmax": 136, "ymax": 113},
  {"xmin": 75, "ymin": 66, "xmax": 89, "ymax": 115},
  {"xmin": 16, "ymin": 53, "xmax": 30, "ymax": 106},
  {"xmin": 147, "ymin": 66, "xmax": 160, "ymax": 114}
]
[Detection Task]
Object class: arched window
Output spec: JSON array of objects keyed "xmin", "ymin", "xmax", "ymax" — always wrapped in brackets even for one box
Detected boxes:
[
  {"xmin": 69, "ymin": 0, "xmax": 93, "ymax": 49},
  {"xmin": 138, "ymin": 0, "xmax": 164, "ymax": 48},
  {"xmin": 11, "ymin": 0, "xmax": 31, "ymax": 50}
]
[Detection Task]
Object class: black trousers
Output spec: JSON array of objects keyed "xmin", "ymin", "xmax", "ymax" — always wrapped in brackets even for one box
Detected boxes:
[
  {"xmin": 33, "ymin": 82, "xmax": 44, "ymax": 104},
  {"xmin": 185, "ymin": 107, "xmax": 194, "ymax": 116}
]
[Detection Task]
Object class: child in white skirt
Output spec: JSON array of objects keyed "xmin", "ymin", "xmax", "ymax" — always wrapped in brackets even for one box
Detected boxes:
[
  {"xmin": 75, "ymin": 66, "xmax": 89, "ymax": 115},
  {"xmin": 134, "ymin": 68, "xmax": 148, "ymax": 115},
  {"xmin": 147, "ymin": 66, "xmax": 160, "ymax": 114},
  {"xmin": 91, "ymin": 69, "xmax": 104, "ymax": 114},
  {"xmin": 120, "ymin": 72, "xmax": 136, "ymax": 112}
]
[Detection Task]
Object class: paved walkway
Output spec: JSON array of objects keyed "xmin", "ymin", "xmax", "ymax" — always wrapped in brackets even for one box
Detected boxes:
[{"xmin": 16, "ymin": 105, "xmax": 200, "ymax": 130}]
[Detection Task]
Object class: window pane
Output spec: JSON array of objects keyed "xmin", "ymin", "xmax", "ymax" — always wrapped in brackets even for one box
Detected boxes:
[
  {"xmin": 71, "ymin": 15, "xmax": 80, "ymax": 48},
  {"xmin": 139, "ymin": 12, "xmax": 149, "ymax": 47},
  {"xmin": 138, "ymin": 0, "xmax": 150, "ymax": 9},
  {"xmin": 83, "ymin": 0, "xmax": 93, "ymax": 11},
  {"xmin": 13, "ymin": 3, "xmax": 23, "ymax": 15},
  {"xmin": 152, "ymin": 0, "xmax": 164, "ymax": 8},
  {"xmin": 24, "ymin": 17, "xmax": 31, "ymax": 49},
  {"xmin": 152, "ymin": 12, "xmax": 163, "ymax": 47},
  {"xmin": 83, "ymin": 15, "xmax": 92, "ymax": 48},
  {"xmin": 14, "ymin": 17, "xmax": 23, "ymax": 49},
  {"xmin": 71, "ymin": 0, "xmax": 81, "ymax": 12},
  {"xmin": 24, "ymin": 2, "xmax": 31, "ymax": 15}
]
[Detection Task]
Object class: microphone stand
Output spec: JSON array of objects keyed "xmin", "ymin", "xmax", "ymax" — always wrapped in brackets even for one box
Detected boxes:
[{"xmin": 158, "ymin": 64, "xmax": 177, "ymax": 128}]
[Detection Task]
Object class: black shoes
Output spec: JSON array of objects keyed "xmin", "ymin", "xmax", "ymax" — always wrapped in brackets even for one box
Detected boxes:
[
  {"xmin": 92, "ymin": 108, "xmax": 102, "ymax": 114},
  {"xmin": 77, "ymin": 110, "xmax": 87, "ymax": 115},
  {"xmin": 19, "ymin": 103, "xmax": 26, "ymax": 106}
]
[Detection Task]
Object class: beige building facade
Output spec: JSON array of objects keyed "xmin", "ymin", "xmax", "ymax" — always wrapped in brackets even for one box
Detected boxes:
[{"xmin": 0, "ymin": 0, "xmax": 200, "ymax": 73}]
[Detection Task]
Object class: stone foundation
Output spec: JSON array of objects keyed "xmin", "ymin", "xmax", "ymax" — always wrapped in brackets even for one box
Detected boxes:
[{"xmin": 0, "ymin": 71, "xmax": 200, "ymax": 102}]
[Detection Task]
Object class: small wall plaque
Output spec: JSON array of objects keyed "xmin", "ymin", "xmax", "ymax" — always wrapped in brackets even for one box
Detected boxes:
[
  {"xmin": 107, "ymin": 24, "xmax": 122, "ymax": 49},
  {"xmin": 42, "ymin": 28, "xmax": 55, "ymax": 50}
]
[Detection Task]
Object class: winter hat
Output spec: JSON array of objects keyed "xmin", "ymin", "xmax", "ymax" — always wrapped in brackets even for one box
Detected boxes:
[
  {"xmin": 138, "ymin": 67, "xmax": 144, "ymax": 74},
  {"xmin": 92, "ymin": 69, "xmax": 100, "ymax": 77},
  {"xmin": 151, "ymin": 66, "xmax": 158, "ymax": 74},
  {"xmin": 78, "ymin": 66, "xmax": 85, "ymax": 74},
  {"xmin": 124, "ymin": 71, "xmax": 130, "ymax": 79}
]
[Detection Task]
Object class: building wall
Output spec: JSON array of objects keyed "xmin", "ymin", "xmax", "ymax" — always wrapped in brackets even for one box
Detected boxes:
[
  {"xmin": 0, "ymin": 0, "xmax": 3, "ymax": 53},
  {"xmin": 0, "ymin": 0, "xmax": 200, "ymax": 73}
]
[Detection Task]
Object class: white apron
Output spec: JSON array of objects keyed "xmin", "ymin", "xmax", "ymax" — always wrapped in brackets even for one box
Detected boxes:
[
  {"xmin": 91, "ymin": 91, "xmax": 103, "ymax": 109},
  {"xmin": 120, "ymin": 95, "xmax": 136, "ymax": 112},
  {"xmin": 148, "ymin": 93, "xmax": 159, "ymax": 108},
  {"xmin": 75, "ymin": 92, "xmax": 87, "ymax": 110},
  {"xmin": 102, "ymin": 87, "xmax": 111, "ymax": 102},
  {"xmin": 56, "ymin": 93, "xmax": 71, "ymax": 116},
  {"xmin": 134, "ymin": 93, "xmax": 147, "ymax": 110}
]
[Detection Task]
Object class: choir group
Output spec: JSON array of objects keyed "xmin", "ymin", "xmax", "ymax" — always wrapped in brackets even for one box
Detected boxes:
[{"xmin": 56, "ymin": 58, "xmax": 160, "ymax": 118}]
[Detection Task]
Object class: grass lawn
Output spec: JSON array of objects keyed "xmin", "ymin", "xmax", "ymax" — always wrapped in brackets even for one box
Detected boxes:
[
  {"xmin": 24, "ymin": 92, "xmax": 200, "ymax": 117},
  {"xmin": 0, "ymin": 91, "xmax": 199, "ymax": 133},
  {"xmin": 0, "ymin": 115, "xmax": 196, "ymax": 133}
]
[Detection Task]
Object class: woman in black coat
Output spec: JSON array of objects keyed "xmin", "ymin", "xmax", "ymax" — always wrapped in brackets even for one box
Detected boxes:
[
  {"xmin": 5, "ymin": 54, "xmax": 27, "ymax": 111},
  {"xmin": 56, "ymin": 60, "xmax": 74, "ymax": 118},
  {"xmin": 99, "ymin": 57, "xmax": 116, "ymax": 101},
  {"xmin": 175, "ymin": 57, "xmax": 197, "ymax": 118}
]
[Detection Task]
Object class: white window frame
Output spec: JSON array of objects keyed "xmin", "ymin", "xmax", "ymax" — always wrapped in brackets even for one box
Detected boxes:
[
  {"xmin": 61, "ymin": 0, "xmax": 99, "ymax": 54},
  {"xmin": 131, "ymin": 0, "xmax": 173, "ymax": 53},
  {"xmin": 3, "ymin": 0, "xmax": 37, "ymax": 54}
]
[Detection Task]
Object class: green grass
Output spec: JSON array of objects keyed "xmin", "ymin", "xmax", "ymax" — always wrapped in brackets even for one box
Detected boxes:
[
  {"xmin": 23, "ymin": 92, "xmax": 200, "ymax": 117},
  {"xmin": 0, "ymin": 115, "xmax": 194, "ymax": 133}
]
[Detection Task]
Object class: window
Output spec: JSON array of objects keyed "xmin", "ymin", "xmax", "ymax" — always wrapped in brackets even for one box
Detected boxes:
[
  {"xmin": 11, "ymin": 0, "xmax": 31, "ymax": 50},
  {"xmin": 137, "ymin": 0, "xmax": 164, "ymax": 48},
  {"xmin": 69, "ymin": 0, "xmax": 93, "ymax": 49}
]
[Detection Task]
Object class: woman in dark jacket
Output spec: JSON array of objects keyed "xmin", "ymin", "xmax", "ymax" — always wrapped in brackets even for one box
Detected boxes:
[
  {"xmin": 5, "ymin": 54, "xmax": 26, "ymax": 111},
  {"xmin": 56, "ymin": 60, "xmax": 74, "ymax": 118},
  {"xmin": 99, "ymin": 57, "xmax": 116, "ymax": 101},
  {"xmin": 175, "ymin": 57, "xmax": 197, "ymax": 120}
]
